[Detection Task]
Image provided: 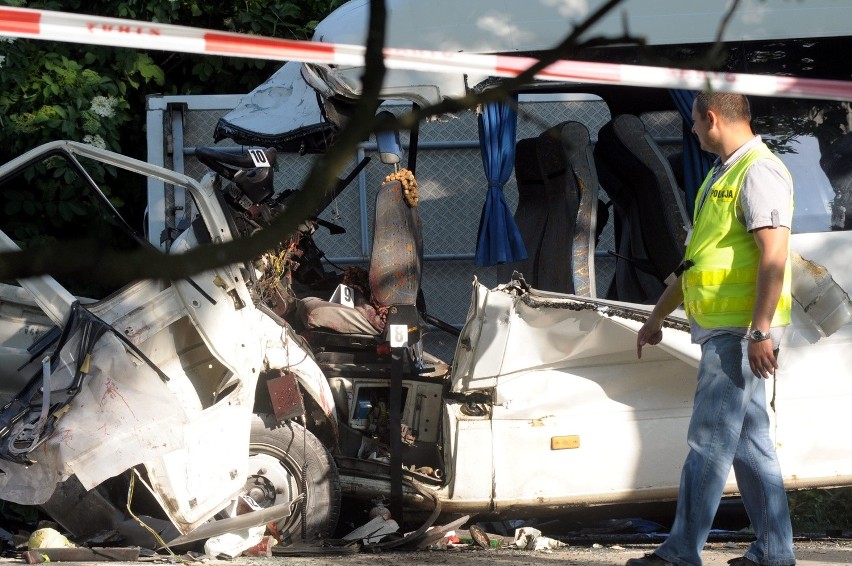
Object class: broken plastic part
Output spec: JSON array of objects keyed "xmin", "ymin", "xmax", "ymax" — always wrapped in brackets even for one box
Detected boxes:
[
  {"xmin": 791, "ymin": 251, "xmax": 852, "ymax": 337},
  {"xmin": 7, "ymin": 356, "xmax": 53, "ymax": 455}
]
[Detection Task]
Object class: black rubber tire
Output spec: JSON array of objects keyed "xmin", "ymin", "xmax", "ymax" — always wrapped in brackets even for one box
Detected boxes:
[{"xmin": 248, "ymin": 414, "xmax": 341, "ymax": 542}]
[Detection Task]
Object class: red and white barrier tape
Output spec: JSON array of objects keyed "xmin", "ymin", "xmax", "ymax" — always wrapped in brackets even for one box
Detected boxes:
[{"xmin": 2, "ymin": 6, "xmax": 852, "ymax": 102}]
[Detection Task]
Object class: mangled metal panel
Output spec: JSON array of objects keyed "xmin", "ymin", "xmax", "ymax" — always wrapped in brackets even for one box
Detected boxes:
[
  {"xmin": 0, "ymin": 141, "xmax": 336, "ymax": 534},
  {"xmin": 445, "ymin": 277, "xmax": 698, "ymax": 510},
  {"xmin": 450, "ymin": 278, "xmax": 697, "ymax": 393},
  {"xmin": 214, "ymin": 61, "xmax": 335, "ymax": 152}
]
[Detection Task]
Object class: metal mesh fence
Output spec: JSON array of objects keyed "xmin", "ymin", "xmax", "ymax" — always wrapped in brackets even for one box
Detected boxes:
[{"xmin": 164, "ymin": 96, "xmax": 683, "ymax": 358}]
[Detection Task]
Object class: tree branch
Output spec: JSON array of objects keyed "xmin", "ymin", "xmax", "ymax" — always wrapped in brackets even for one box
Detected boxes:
[
  {"xmin": 0, "ymin": 0, "xmax": 748, "ymax": 287},
  {"xmin": 0, "ymin": 0, "xmax": 388, "ymax": 285}
]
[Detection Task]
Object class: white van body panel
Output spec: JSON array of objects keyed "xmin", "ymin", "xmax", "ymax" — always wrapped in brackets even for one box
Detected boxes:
[
  {"xmin": 305, "ymin": 0, "xmax": 852, "ymax": 105},
  {"xmin": 438, "ymin": 231, "xmax": 852, "ymax": 512}
]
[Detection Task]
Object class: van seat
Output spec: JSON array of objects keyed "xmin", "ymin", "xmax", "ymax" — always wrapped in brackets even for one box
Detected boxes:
[
  {"xmin": 593, "ymin": 114, "xmax": 690, "ymax": 304},
  {"xmin": 504, "ymin": 137, "xmax": 548, "ymax": 287},
  {"xmin": 300, "ymin": 179, "xmax": 422, "ymax": 343},
  {"xmin": 503, "ymin": 122, "xmax": 601, "ymax": 296}
]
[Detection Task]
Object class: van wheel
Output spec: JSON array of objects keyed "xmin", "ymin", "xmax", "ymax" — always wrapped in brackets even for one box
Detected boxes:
[{"xmin": 246, "ymin": 414, "xmax": 340, "ymax": 542}]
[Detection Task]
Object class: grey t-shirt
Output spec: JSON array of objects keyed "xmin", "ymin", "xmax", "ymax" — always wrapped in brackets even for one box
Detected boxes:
[{"xmin": 689, "ymin": 136, "xmax": 793, "ymax": 347}]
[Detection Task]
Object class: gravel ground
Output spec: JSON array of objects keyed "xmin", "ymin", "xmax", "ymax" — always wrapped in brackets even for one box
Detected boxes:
[
  {"xmin": 4, "ymin": 538, "xmax": 850, "ymax": 566},
  {"xmin": 239, "ymin": 539, "xmax": 852, "ymax": 566}
]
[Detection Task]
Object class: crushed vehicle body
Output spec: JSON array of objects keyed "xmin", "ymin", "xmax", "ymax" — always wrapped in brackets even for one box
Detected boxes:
[
  {"xmin": 3, "ymin": 0, "xmax": 852, "ymax": 548},
  {"xmin": 0, "ymin": 141, "xmax": 340, "ymax": 543}
]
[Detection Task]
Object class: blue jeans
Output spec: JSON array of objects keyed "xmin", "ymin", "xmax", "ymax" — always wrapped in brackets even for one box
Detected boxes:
[{"xmin": 656, "ymin": 333, "xmax": 795, "ymax": 566}]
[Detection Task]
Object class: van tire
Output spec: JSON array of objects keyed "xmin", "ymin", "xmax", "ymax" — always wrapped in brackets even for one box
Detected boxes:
[{"xmin": 248, "ymin": 414, "xmax": 341, "ymax": 542}]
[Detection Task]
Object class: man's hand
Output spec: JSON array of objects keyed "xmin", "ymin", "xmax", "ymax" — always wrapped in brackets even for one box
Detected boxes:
[
  {"xmin": 637, "ymin": 316, "xmax": 664, "ymax": 359},
  {"xmin": 748, "ymin": 339, "xmax": 778, "ymax": 379},
  {"xmin": 636, "ymin": 276, "xmax": 685, "ymax": 359}
]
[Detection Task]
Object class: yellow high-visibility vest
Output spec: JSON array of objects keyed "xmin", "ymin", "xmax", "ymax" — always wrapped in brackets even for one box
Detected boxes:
[{"xmin": 682, "ymin": 144, "xmax": 792, "ymax": 328}]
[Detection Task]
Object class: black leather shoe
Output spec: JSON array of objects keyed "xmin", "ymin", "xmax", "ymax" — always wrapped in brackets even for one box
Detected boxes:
[
  {"xmin": 625, "ymin": 553, "xmax": 675, "ymax": 566},
  {"xmin": 727, "ymin": 558, "xmax": 760, "ymax": 566}
]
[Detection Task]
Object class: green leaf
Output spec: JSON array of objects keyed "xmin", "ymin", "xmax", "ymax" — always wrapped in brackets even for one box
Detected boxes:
[
  {"xmin": 58, "ymin": 202, "xmax": 74, "ymax": 222},
  {"xmin": 60, "ymin": 184, "xmax": 77, "ymax": 200},
  {"xmin": 67, "ymin": 201, "xmax": 88, "ymax": 216}
]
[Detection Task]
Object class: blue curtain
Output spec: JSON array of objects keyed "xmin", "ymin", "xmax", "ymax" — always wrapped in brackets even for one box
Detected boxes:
[
  {"xmin": 670, "ymin": 89, "xmax": 714, "ymax": 215},
  {"xmin": 475, "ymin": 95, "xmax": 528, "ymax": 266}
]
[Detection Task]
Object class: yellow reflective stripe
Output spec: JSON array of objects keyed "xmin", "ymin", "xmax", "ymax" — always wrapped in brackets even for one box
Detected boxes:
[
  {"xmin": 685, "ymin": 294, "xmax": 792, "ymax": 316},
  {"xmin": 684, "ymin": 267, "xmax": 757, "ymax": 287},
  {"xmin": 685, "ymin": 296, "xmax": 754, "ymax": 316}
]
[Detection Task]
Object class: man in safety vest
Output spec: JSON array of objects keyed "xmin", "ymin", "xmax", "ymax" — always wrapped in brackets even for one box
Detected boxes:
[{"xmin": 627, "ymin": 92, "xmax": 796, "ymax": 566}]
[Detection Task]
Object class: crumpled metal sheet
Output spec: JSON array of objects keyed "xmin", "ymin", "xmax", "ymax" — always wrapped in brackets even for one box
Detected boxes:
[
  {"xmin": 0, "ymin": 331, "xmax": 195, "ymax": 505},
  {"xmin": 450, "ymin": 278, "xmax": 696, "ymax": 393},
  {"xmin": 214, "ymin": 61, "xmax": 336, "ymax": 152}
]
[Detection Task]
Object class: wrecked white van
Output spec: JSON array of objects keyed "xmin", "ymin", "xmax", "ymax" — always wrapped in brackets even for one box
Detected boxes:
[
  {"xmin": 0, "ymin": 142, "xmax": 341, "ymax": 544},
  {"xmin": 2, "ymin": 0, "xmax": 852, "ymax": 549}
]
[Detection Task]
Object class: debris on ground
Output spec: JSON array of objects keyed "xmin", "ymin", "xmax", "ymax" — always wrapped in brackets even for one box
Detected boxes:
[
  {"xmin": 0, "ymin": 496, "xmax": 789, "ymax": 563},
  {"xmin": 203, "ymin": 525, "xmax": 267, "ymax": 559},
  {"xmin": 342, "ymin": 516, "xmax": 400, "ymax": 545},
  {"xmin": 368, "ymin": 497, "xmax": 392, "ymax": 520},
  {"xmin": 468, "ymin": 524, "xmax": 491, "ymax": 549},
  {"xmin": 26, "ymin": 529, "xmax": 74, "ymax": 551},
  {"xmin": 414, "ymin": 515, "xmax": 470, "ymax": 549},
  {"xmin": 22, "ymin": 547, "xmax": 141, "ymax": 564},
  {"xmin": 242, "ymin": 535, "xmax": 278, "ymax": 557},
  {"xmin": 506, "ymin": 527, "xmax": 566, "ymax": 551}
]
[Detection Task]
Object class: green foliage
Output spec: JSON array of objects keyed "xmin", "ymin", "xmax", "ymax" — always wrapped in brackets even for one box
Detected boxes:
[
  {"xmin": 789, "ymin": 487, "xmax": 852, "ymax": 533},
  {"xmin": 0, "ymin": 0, "xmax": 342, "ymax": 249},
  {"xmin": 0, "ymin": 41, "xmax": 134, "ymax": 156},
  {"xmin": 0, "ymin": 0, "xmax": 343, "ymax": 161}
]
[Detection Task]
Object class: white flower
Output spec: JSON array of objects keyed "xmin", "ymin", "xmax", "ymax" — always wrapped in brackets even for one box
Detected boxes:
[
  {"xmin": 83, "ymin": 134, "xmax": 106, "ymax": 149},
  {"xmin": 90, "ymin": 96, "xmax": 117, "ymax": 118},
  {"xmin": 0, "ymin": 36, "xmax": 16, "ymax": 44}
]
